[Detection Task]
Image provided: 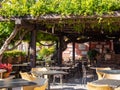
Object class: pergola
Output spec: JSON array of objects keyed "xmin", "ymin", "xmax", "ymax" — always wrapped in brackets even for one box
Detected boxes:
[{"xmin": 1, "ymin": 12, "xmax": 120, "ymax": 67}]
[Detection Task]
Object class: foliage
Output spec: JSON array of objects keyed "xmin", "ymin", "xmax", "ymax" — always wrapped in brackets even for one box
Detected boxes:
[
  {"xmin": 0, "ymin": 63, "xmax": 12, "ymax": 72},
  {"xmin": 37, "ymin": 46, "xmax": 55, "ymax": 60},
  {"xmin": 0, "ymin": 0, "xmax": 119, "ymax": 39},
  {"xmin": 87, "ymin": 49, "xmax": 99, "ymax": 59},
  {"xmin": 0, "ymin": 0, "xmax": 120, "ymax": 17},
  {"xmin": 0, "ymin": 22, "xmax": 15, "ymax": 47},
  {"xmin": 0, "ymin": 22, "xmax": 57, "ymax": 49},
  {"xmin": 37, "ymin": 32, "xmax": 58, "ymax": 41},
  {"xmin": 3, "ymin": 50, "xmax": 26, "ymax": 59}
]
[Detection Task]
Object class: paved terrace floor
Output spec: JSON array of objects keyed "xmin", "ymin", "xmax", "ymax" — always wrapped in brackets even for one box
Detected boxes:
[{"xmin": 50, "ymin": 72, "xmax": 97, "ymax": 90}]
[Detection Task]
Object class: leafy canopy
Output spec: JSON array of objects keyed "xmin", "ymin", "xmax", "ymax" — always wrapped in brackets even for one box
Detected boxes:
[
  {"xmin": 0, "ymin": 0, "xmax": 120, "ymax": 17},
  {"xmin": 0, "ymin": 22, "xmax": 14, "ymax": 47}
]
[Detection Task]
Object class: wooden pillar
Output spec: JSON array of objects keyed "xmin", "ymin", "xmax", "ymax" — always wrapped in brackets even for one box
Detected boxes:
[
  {"xmin": 72, "ymin": 42, "xmax": 75, "ymax": 64},
  {"xmin": 30, "ymin": 29, "xmax": 36, "ymax": 68},
  {"xmin": 58, "ymin": 36, "xmax": 63, "ymax": 66},
  {"xmin": 56, "ymin": 40, "xmax": 59, "ymax": 50}
]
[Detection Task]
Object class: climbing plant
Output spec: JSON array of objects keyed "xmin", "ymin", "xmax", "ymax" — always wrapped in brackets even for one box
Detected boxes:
[
  {"xmin": 0, "ymin": 0, "xmax": 120, "ymax": 17},
  {"xmin": 0, "ymin": 22, "xmax": 14, "ymax": 47},
  {"xmin": 0, "ymin": 0, "xmax": 120, "ymax": 62}
]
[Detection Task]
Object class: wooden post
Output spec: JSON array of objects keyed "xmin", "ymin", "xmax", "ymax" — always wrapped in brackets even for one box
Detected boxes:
[
  {"xmin": 72, "ymin": 42, "xmax": 75, "ymax": 64},
  {"xmin": 58, "ymin": 36, "xmax": 63, "ymax": 66},
  {"xmin": 30, "ymin": 29, "xmax": 36, "ymax": 67}
]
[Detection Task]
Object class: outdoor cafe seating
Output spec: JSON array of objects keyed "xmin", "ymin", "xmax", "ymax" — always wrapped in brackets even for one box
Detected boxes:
[
  {"xmin": 87, "ymin": 68, "xmax": 120, "ymax": 90},
  {"xmin": 31, "ymin": 67, "xmax": 48, "ymax": 79},
  {"xmin": 82, "ymin": 63, "xmax": 94, "ymax": 85},
  {"xmin": 96, "ymin": 67, "xmax": 111, "ymax": 80},
  {"xmin": 20, "ymin": 71, "xmax": 48, "ymax": 90}
]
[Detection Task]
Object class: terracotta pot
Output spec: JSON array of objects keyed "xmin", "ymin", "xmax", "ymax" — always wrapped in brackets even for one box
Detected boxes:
[{"xmin": 3, "ymin": 72, "xmax": 11, "ymax": 78}]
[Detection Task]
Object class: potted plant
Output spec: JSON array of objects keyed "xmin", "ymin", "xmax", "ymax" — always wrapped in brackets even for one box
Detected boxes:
[
  {"xmin": 2, "ymin": 50, "xmax": 26, "ymax": 64},
  {"xmin": 87, "ymin": 49, "xmax": 99, "ymax": 66},
  {"xmin": 0, "ymin": 63, "xmax": 12, "ymax": 78}
]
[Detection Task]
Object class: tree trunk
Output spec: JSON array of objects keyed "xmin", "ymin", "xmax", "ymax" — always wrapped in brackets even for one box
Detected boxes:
[{"xmin": 0, "ymin": 25, "xmax": 21, "ymax": 62}]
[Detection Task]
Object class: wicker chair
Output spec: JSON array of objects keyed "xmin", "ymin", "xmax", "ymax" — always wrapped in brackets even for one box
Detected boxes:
[
  {"xmin": 87, "ymin": 82, "xmax": 113, "ymax": 90},
  {"xmin": 96, "ymin": 67, "xmax": 111, "ymax": 80},
  {"xmin": 19, "ymin": 72, "xmax": 48, "ymax": 90},
  {"xmin": 31, "ymin": 67, "xmax": 48, "ymax": 79},
  {"xmin": 19, "ymin": 71, "xmax": 35, "ymax": 81},
  {"xmin": 82, "ymin": 64, "xmax": 94, "ymax": 85}
]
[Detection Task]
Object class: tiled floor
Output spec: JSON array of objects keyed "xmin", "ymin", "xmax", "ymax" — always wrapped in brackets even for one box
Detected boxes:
[
  {"xmin": 49, "ymin": 72, "xmax": 97, "ymax": 90},
  {"xmin": 50, "ymin": 79, "xmax": 87, "ymax": 90}
]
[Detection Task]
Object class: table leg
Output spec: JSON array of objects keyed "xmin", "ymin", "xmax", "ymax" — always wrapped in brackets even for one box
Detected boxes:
[{"xmin": 48, "ymin": 75, "xmax": 50, "ymax": 90}]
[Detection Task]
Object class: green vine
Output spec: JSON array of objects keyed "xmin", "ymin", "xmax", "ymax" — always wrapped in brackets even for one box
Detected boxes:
[
  {"xmin": 37, "ymin": 32, "xmax": 58, "ymax": 41},
  {"xmin": 0, "ymin": 0, "xmax": 120, "ymax": 37},
  {"xmin": 0, "ymin": 22, "xmax": 15, "ymax": 47},
  {"xmin": 0, "ymin": 0, "xmax": 120, "ymax": 17}
]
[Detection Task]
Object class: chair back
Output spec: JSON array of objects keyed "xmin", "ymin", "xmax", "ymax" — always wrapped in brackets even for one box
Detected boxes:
[
  {"xmin": 82, "ymin": 64, "xmax": 87, "ymax": 76},
  {"xmin": 96, "ymin": 67, "xmax": 111, "ymax": 80},
  {"xmin": 20, "ymin": 72, "xmax": 48, "ymax": 90},
  {"xmin": 31, "ymin": 67, "xmax": 48, "ymax": 79},
  {"xmin": 104, "ymin": 73, "xmax": 120, "ymax": 80},
  {"xmin": 19, "ymin": 72, "xmax": 35, "ymax": 81},
  {"xmin": 87, "ymin": 82, "xmax": 113, "ymax": 90}
]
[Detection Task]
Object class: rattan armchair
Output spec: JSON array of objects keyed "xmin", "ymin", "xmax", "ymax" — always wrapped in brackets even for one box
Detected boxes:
[
  {"xmin": 96, "ymin": 67, "xmax": 111, "ymax": 80},
  {"xmin": 82, "ymin": 64, "xmax": 94, "ymax": 85},
  {"xmin": 87, "ymin": 82, "xmax": 113, "ymax": 90},
  {"xmin": 19, "ymin": 71, "xmax": 35, "ymax": 81},
  {"xmin": 31, "ymin": 67, "xmax": 48, "ymax": 79},
  {"xmin": 19, "ymin": 72, "xmax": 48, "ymax": 90}
]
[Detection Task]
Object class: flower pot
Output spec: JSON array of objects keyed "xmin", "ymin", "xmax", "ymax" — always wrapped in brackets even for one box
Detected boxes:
[{"xmin": 3, "ymin": 72, "xmax": 11, "ymax": 78}]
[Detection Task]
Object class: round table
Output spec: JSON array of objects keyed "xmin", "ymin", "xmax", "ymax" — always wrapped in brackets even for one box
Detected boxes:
[
  {"xmin": 99, "ymin": 70, "xmax": 120, "ymax": 74},
  {"xmin": 32, "ymin": 70, "xmax": 67, "ymax": 90}
]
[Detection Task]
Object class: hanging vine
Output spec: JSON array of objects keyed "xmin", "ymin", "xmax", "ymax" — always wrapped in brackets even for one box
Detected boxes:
[{"xmin": 0, "ymin": 0, "xmax": 120, "ymax": 17}]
